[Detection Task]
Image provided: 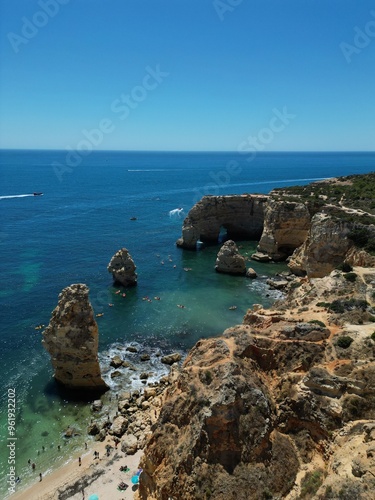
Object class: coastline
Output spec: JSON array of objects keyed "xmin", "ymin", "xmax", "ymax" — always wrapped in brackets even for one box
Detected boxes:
[{"xmin": 11, "ymin": 436, "xmax": 143, "ymax": 499}]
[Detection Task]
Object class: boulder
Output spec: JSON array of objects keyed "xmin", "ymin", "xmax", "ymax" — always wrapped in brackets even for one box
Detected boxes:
[
  {"xmin": 215, "ymin": 240, "xmax": 246, "ymax": 275},
  {"xmin": 121, "ymin": 434, "xmax": 138, "ymax": 455},
  {"xmin": 126, "ymin": 346, "xmax": 138, "ymax": 353},
  {"xmin": 110, "ymin": 355, "xmax": 123, "ymax": 368},
  {"xmin": 111, "ymin": 416, "xmax": 127, "ymax": 437},
  {"xmin": 161, "ymin": 353, "xmax": 182, "ymax": 365},
  {"xmin": 107, "ymin": 248, "xmax": 137, "ymax": 286},
  {"xmin": 91, "ymin": 400, "xmax": 103, "ymax": 412},
  {"xmin": 251, "ymin": 252, "xmax": 271, "ymax": 262},
  {"xmin": 42, "ymin": 284, "xmax": 108, "ymax": 391},
  {"xmin": 246, "ymin": 267, "xmax": 257, "ymax": 278}
]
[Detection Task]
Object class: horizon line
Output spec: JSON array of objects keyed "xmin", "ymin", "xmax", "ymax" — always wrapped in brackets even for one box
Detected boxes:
[{"xmin": 1, "ymin": 148, "xmax": 375, "ymax": 154}]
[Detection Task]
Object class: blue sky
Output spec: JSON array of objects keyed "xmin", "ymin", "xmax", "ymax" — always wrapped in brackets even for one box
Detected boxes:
[{"xmin": 0, "ymin": 0, "xmax": 374, "ymax": 151}]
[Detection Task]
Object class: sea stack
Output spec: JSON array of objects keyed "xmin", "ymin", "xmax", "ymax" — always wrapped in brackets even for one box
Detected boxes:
[
  {"xmin": 107, "ymin": 248, "xmax": 137, "ymax": 286},
  {"xmin": 215, "ymin": 240, "xmax": 246, "ymax": 275},
  {"xmin": 42, "ymin": 284, "xmax": 108, "ymax": 391}
]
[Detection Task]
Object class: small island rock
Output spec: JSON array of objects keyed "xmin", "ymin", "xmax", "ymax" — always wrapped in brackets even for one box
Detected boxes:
[
  {"xmin": 107, "ymin": 248, "xmax": 137, "ymax": 286},
  {"xmin": 215, "ymin": 240, "xmax": 246, "ymax": 275}
]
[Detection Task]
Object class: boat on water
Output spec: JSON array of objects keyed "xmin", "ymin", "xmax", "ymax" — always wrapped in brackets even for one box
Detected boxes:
[{"xmin": 33, "ymin": 192, "xmax": 43, "ymax": 196}]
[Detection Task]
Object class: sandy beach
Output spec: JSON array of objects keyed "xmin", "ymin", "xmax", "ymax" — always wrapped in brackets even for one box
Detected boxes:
[{"xmin": 11, "ymin": 437, "xmax": 143, "ymax": 500}]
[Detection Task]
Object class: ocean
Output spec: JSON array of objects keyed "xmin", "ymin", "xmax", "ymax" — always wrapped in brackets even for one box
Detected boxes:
[{"xmin": 0, "ymin": 150, "xmax": 374, "ymax": 496}]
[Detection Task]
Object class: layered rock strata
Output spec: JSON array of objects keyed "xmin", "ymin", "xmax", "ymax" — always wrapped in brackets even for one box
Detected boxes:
[
  {"xmin": 215, "ymin": 240, "xmax": 246, "ymax": 275},
  {"xmin": 257, "ymin": 198, "xmax": 311, "ymax": 260},
  {"xmin": 42, "ymin": 284, "xmax": 108, "ymax": 391},
  {"xmin": 288, "ymin": 212, "xmax": 352, "ymax": 277},
  {"xmin": 107, "ymin": 248, "xmax": 137, "ymax": 286},
  {"xmin": 137, "ymin": 267, "xmax": 375, "ymax": 500},
  {"xmin": 176, "ymin": 194, "xmax": 267, "ymax": 249}
]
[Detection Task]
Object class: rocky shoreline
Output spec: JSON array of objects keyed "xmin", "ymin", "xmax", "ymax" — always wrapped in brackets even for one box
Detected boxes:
[{"xmin": 31, "ymin": 173, "xmax": 375, "ymax": 499}]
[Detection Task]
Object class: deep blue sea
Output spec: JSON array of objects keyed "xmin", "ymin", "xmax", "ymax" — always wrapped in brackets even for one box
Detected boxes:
[{"xmin": 0, "ymin": 150, "xmax": 374, "ymax": 496}]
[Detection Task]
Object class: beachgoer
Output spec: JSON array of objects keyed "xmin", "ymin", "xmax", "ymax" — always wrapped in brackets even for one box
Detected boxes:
[
  {"xmin": 42, "ymin": 446, "xmax": 45, "ymax": 452},
  {"xmin": 39, "ymin": 473, "xmax": 42, "ymax": 482},
  {"xmin": 84, "ymin": 442, "xmax": 87, "ymax": 450},
  {"xmin": 58, "ymin": 445, "xmax": 61, "ymax": 451},
  {"xmin": 79, "ymin": 456, "xmax": 81, "ymax": 466},
  {"xmin": 32, "ymin": 463, "xmax": 36, "ymax": 470},
  {"xmin": 28, "ymin": 459, "xmax": 31, "ymax": 464}
]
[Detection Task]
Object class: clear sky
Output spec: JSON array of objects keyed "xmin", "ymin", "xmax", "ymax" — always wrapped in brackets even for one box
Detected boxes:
[{"xmin": 0, "ymin": 0, "xmax": 374, "ymax": 151}]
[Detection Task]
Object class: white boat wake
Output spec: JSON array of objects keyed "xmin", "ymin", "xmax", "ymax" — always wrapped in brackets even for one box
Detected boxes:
[
  {"xmin": 0, "ymin": 194, "xmax": 38, "ymax": 200},
  {"xmin": 169, "ymin": 208, "xmax": 184, "ymax": 218}
]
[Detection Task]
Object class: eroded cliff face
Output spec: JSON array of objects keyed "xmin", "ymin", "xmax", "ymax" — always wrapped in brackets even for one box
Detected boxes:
[
  {"xmin": 138, "ymin": 268, "xmax": 375, "ymax": 500},
  {"xmin": 257, "ymin": 198, "xmax": 311, "ymax": 261},
  {"xmin": 42, "ymin": 284, "xmax": 108, "ymax": 391},
  {"xmin": 138, "ymin": 336, "xmax": 299, "ymax": 500},
  {"xmin": 178, "ymin": 190, "xmax": 375, "ymax": 278},
  {"xmin": 176, "ymin": 194, "xmax": 267, "ymax": 249},
  {"xmin": 288, "ymin": 213, "xmax": 353, "ymax": 277}
]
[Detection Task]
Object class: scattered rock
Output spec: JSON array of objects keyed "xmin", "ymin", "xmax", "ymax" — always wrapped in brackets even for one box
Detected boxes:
[
  {"xmin": 110, "ymin": 355, "xmax": 123, "ymax": 368},
  {"xmin": 140, "ymin": 354, "xmax": 150, "ymax": 362},
  {"xmin": 246, "ymin": 267, "xmax": 257, "ymax": 278},
  {"xmin": 121, "ymin": 434, "xmax": 138, "ymax": 455},
  {"xmin": 161, "ymin": 353, "xmax": 182, "ymax": 365},
  {"xmin": 110, "ymin": 370, "xmax": 122, "ymax": 378},
  {"xmin": 140, "ymin": 372, "xmax": 149, "ymax": 380},
  {"xmin": 87, "ymin": 422, "xmax": 100, "ymax": 436},
  {"xmin": 111, "ymin": 416, "xmax": 127, "ymax": 437},
  {"xmin": 251, "ymin": 252, "xmax": 271, "ymax": 262},
  {"xmin": 126, "ymin": 346, "xmax": 138, "ymax": 353},
  {"xmin": 92, "ymin": 400, "xmax": 103, "ymax": 412}
]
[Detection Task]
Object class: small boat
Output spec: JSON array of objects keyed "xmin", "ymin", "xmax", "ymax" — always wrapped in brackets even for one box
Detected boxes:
[{"xmin": 33, "ymin": 192, "xmax": 43, "ymax": 196}]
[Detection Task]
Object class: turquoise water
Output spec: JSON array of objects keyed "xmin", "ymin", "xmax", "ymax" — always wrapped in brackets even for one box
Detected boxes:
[{"xmin": 0, "ymin": 150, "xmax": 374, "ymax": 496}]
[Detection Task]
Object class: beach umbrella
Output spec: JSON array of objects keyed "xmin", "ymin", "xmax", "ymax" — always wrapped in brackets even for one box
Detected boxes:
[
  {"xmin": 88, "ymin": 495, "xmax": 99, "ymax": 500},
  {"xmin": 131, "ymin": 475, "xmax": 139, "ymax": 484}
]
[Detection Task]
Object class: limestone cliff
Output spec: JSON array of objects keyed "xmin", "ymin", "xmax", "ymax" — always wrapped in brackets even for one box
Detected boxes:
[
  {"xmin": 107, "ymin": 248, "xmax": 137, "ymax": 286},
  {"xmin": 178, "ymin": 173, "xmax": 375, "ymax": 278},
  {"xmin": 288, "ymin": 212, "xmax": 352, "ymax": 277},
  {"xmin": 257, "ymin": 198, "xmax": 311, "ymax": 261},
  {"xmin": 137, "ymin": 267, "xmax": 375, "ymax": 500},
  {"xmin": 42, "ymin": 284, "xmax": 108, "ymax": 391},
  {"xmin": 215, "ymin": 240, "xmax": 246, "ymax": 275},
  {"xmin": 176, "ymin": 194, "xmax": 267, "ymax": 249}
]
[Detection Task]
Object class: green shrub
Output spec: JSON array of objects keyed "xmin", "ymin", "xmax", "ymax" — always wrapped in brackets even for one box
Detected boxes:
[
  {"xmin": 308, "ymin": 319, "xmax": 326, "ymax": 328},
  {"xmin": 317, "ymin": 302, "xmax": 331, "ymax": 308},
  {"xmin": 336, "ymin": 336, "xmax": 354, "ymax": 349},
  {"xmin": 300, "ymin": 469, "xmax": 324, "ymax": 498},
  {"xmin": 328, "ymin": 299, "xmax": 369, "ymax": 314},
  {"xmin": 204, "ymin": 370, "xmax": 213, "ymax": 385},
  {"xmin": 371, "ymin": 331, "xmax": 375, "ymax": 341},
  {"xmin": 344, "ymin": 272, "xmax": 357, "ymax": 282},
  {"xmin": 337, "ymin": 262, "xmax": 353, "ymax": 272}
]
